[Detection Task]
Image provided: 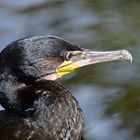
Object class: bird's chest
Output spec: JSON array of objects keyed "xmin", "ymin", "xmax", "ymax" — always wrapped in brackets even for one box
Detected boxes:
[{"xmin": 29, "ymin": 99, "xmax": 84, "ymax": 140}]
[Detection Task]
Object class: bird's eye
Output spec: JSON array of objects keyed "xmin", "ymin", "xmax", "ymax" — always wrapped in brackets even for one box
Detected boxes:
[{"xmin": 65, "ymin": 52, "xmax": 72, "ymax": 61}]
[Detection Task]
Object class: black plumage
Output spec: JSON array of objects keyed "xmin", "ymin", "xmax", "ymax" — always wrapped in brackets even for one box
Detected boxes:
[
  {"xmin": 0, "ymin": 36, "xmax": 82, "ymax": 111},
  {"xmin": 0, "ymin": 35, "xmax": 132, "ymax": 140},
  {"xmin": 0, "ymin": 36, "xmax": 84, "ymax": 140},
  {"xmin": 0, "ymin": 81, "xmax": 83, "ymax": 140}
]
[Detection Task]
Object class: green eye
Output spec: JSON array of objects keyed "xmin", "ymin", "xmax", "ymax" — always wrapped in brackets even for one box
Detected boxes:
[{"xmin": 65, "ymin": 52, "xmax": 72, "ymax": 61}]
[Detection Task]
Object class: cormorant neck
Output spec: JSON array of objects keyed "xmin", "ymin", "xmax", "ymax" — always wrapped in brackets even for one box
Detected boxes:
[
  {"xmin": 26, "ymin": 80, "xmax": 83, "ymax": 139},
  {"xmin": 0, "ymin": 69, "xmax": 27, "ymax": 111}
]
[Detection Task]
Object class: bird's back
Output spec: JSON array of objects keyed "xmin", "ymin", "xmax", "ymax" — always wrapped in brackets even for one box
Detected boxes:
[
  {"xmin": 0, "ymin": 111, "xmax": 38, "ymax": 140},
  {"xmin": 0, "ymin": 81, "xmax": 84, "ymax": 140}
]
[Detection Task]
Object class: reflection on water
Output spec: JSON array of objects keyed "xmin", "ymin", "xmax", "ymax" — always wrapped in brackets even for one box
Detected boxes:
[{"xmin": 0, "ymin": 0, "xmax": 140, "ymax": 139}]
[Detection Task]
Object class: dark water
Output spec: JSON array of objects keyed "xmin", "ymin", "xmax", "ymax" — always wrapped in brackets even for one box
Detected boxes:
[{"xmin": 0, "ymin": 0, "xmax": 140, "ymax": 140}]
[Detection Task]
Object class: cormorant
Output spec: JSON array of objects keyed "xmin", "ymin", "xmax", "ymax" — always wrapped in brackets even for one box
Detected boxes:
[{"xmin": 0, "ymin": 35, "xmax": 132, "ymax": 140}]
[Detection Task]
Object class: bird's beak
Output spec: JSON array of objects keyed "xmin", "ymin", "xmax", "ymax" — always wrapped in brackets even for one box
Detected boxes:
[{"xmin": 58, "ymin": 49, "xmax": 132, "ymax": 77}]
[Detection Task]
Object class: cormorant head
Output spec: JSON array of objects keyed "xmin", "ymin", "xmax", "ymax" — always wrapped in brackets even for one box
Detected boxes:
[
  {"xmin": 0, "ymin": 35, "xmax": 132, "ymax": 111},
  {"xmin": 1, "ymin": 35, "xmax": 132, "ymax": 84}
]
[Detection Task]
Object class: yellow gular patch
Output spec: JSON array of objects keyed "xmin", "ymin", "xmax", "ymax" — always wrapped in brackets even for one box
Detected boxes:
[{"xmin": 58, "ymin": 60, "xmax": 77, "ymax": 77}]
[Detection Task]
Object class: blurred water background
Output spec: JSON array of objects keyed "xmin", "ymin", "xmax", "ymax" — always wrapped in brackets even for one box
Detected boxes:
[{"xmin": 0, "ymin": 0, "xmax": 140, "ymax": 140}]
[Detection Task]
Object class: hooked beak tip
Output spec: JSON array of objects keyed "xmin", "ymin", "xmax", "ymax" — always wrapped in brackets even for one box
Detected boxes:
[{"xmin": 120, "ymin": 50, "xmax": 133, "ymax": 63}]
